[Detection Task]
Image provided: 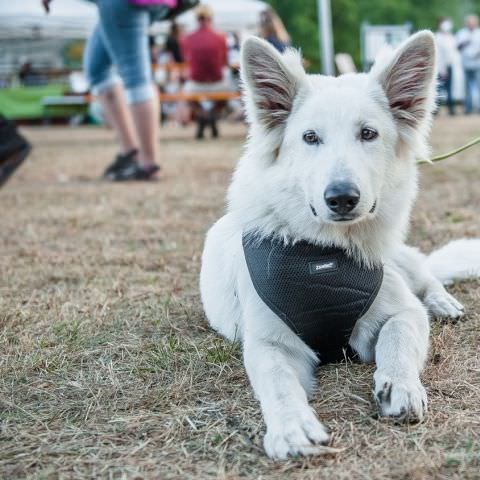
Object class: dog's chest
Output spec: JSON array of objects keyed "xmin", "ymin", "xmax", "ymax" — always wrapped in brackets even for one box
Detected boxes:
[{"xmin": 242, "ymin": 234, "xmax": 383, "ymax": 363}]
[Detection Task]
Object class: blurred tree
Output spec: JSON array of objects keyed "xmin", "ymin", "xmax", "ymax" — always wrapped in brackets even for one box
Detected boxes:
[{"xmin": 265, "ymin": 0, "xmax": 480, "ymax": 71}]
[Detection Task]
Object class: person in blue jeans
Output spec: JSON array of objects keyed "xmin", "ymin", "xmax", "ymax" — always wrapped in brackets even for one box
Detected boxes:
[
  {"xmin": 457, "ymin": 15, "xmax": 480, "ymax": 114},
  {"xmin": 43, "ymin": 0, "xmax": 160, "ymax": 180},
  {"xmin": 464, "ymin": 69, "xmax": 480, "ymax": 114}
]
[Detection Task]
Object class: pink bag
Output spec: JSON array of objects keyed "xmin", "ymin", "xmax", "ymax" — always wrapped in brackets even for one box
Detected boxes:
[
  {"xmin": 128, "ymin": 0, "xmax": 197, "ymax": 21},
  {"xmin": 129, "ymin": 0, "xmax": 177, "ymax": 7}
]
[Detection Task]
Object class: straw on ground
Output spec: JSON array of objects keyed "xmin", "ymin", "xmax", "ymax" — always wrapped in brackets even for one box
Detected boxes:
[{"xmin": 1, "ymin": 117, "xmax": 479, "ymax": 479}]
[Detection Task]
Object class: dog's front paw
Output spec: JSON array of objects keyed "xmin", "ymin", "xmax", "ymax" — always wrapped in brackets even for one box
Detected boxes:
[
  {"xmin": 264, "ymin": 407, "xmax": 330, "ymax": 459},
  {"xmin": 424, "ymin": 288, "xmax": 464, "ymax": 319},
  {"xmin": 374, "ymin": 371, "xmax": 427, "ymax": 422}
]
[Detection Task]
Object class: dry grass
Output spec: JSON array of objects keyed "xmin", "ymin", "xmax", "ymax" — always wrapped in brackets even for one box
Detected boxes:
[{"xmin": 1, "ymin": 116, "xmax": 479, "ymax": 479}]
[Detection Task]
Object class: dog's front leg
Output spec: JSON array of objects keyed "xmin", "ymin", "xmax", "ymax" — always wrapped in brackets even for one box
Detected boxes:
[
  {"xmin": 238, "ymin": 259, "xmax": 329, "ymax": 459},
  {"xmin": 244, "ymin": 334, "xmax": 330, "ymax": 459},
  {"xmin": 374, "ymin": 271, "xmax": 430, "ymax": 421}
]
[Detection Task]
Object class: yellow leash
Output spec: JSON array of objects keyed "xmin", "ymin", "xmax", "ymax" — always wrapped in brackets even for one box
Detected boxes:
[{"xmin": 418, "ymin": 136, "xmax": 480, "ymax": 164}]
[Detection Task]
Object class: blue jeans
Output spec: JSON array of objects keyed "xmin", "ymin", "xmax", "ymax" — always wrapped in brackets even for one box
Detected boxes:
[
  {"xmin": 439, "ymin": 66, "xmax": 455, "ymax": 115},
  {"xmin": 464, "ymin": 68, "xmax": 480, "ymax": 113},
  {"xmin": 83, "ymin": 0, "xmax": 154, "ymax": 104}
]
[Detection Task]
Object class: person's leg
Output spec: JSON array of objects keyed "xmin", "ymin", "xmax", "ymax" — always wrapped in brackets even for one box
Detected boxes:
[
  {"xmin": 84, "ymin": 23, "xmax": 138, "ymax": 155},
  {"xmin": 183, "ymin": 81, "xmax": 206, "ymax": 139},
  {"xmin": 98, "ymin": 85, "xmax": 139, "ymax": 155},
  {"xmin": 445, "ymin": 66, "xmax": 455, "ymax": 115},
  {"xmin": 196, "ymin": 111, "xmax": 207, "ymax": 140},
  {"xmin": 185, "ymin": 81, "xmax": 224, "ymax": 140},
  {"xmin": 96, "ymin": 0, "xmax": 159, "ymax": 168},
  {"xmin": 210, "ymin": 104, "xmax": 222, "ymax": 139},
  {"xmin": 129, "ymin": 91, "xmax": 159, "ymax": 166},
  {"xmin": 476, "ymin": 68, "xmax": 480, "ymax": 113},
  {"xmin": 464, "ymin": 69, "xmax": 474, "ymax": 114}
]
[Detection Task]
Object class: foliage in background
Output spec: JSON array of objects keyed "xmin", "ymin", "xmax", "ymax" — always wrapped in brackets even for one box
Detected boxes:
[{"xmin": 265, "ymin": 0, "xmax": 480, "ymax": 71}]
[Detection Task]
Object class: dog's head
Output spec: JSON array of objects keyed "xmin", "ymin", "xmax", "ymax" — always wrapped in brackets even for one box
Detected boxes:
[{"xmin": 236, "ymin": 32, "xmax": 436, "ymax": 233}]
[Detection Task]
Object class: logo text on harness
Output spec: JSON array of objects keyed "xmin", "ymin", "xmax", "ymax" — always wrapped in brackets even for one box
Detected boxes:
[{"xmin": 309, "ymin": 259, "xmax": 338, "ymax": 274}]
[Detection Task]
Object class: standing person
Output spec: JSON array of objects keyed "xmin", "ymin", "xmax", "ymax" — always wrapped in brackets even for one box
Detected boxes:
[
  {"xmin": 457, "ymin": 14, "xmax": 480, "ymax": 114},
  {"xmin": 181, "ymin": 5, "xmax": 228, "ymax": 139},
  {"xmin": 435, "ymin": 17, "xmax": 457, "ymax": 115},
  {"xmin": 165, "ymin": 22, "xmax": 184, "ymax": 64},
  {"xmin": 259, "ymin": 8, "xmax": 290, "ymax": 53},
  {"xmin": 42, "ymin": 0, "xmax": 161, "ymax": 180}
]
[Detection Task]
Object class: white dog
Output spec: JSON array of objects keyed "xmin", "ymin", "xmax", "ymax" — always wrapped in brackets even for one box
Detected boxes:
[{"xmin": 200, "ymin": 31, "xmax": 479, "ymax": 459}]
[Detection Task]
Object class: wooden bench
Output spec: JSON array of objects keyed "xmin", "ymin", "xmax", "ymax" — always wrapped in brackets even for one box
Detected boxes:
[
  {"xmin": 158, "ymin": 90, "xmax": 241, "ymax": 102},
  {"xmin": 41, "ymin": 95, "xmax": 90, "ymax": 119},
  {"xmin": 40, "ymin": 90, "xmax": 241, "ymax": 127},
  {"xmin": 42, "ymin": 90, "xmax": 240, "ymax": 106}
]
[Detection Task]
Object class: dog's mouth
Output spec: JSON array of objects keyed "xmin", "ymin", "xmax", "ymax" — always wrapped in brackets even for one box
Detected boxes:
[
  {"xmin": 329, "ymin": 213, "xmax": 359, "ymax": 222},
  {"xmin": 309, "ymin": 199, "xmax": 377, "ymax": 223}
]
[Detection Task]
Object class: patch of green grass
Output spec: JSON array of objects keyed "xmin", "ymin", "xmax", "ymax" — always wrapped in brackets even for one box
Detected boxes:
[
  {"xmin": 445, "ymin": 211, "xmax": 465, "ymax": 224},
  {"xmin": 205, "ymin": 339, "xmax": 241, "ymax": 365},
  {"xmin": 52, "ymin": 319, "xmax": 82, "ymax": 345}
]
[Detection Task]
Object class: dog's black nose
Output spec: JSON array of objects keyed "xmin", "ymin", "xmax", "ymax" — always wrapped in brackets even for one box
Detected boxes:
[{"xmin": 324, "ymin": 182, "xmax": 360, "ymax": 215}]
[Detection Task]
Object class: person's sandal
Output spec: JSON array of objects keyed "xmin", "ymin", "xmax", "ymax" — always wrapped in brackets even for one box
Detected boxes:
[
  {"xmin": 103, "ymin": 149, "xmax": 138, "ymax": 180},
  {"xmin": 112, "ymin": 162, "xmax": 160, "ymax": 181}
]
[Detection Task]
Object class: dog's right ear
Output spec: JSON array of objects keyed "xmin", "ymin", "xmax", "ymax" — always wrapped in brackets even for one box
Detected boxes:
[
  {"xmin": 371, "ymin": 31, "xmax": 436, "ymax": 127},
  {"xmin": 241, "ymin": 37, "xmax": 306, "ymax": 131}
]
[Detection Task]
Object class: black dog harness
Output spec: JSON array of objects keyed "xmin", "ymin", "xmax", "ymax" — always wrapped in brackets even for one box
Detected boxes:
[{"xmin": 242, "ymin": 234, "xmax": 383, "ymax": 363}]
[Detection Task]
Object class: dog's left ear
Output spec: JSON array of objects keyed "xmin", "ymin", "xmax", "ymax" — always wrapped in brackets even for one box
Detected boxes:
[
  {"xmin": 241, "ymin": 37, "xmax": 306, "ymax": 132},
  {"xmin": 371, "ymin": 30, "xmax": 437, "ymax": 131}
]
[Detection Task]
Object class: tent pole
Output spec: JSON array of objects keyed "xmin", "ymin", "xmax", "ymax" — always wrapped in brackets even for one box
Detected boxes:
[{"xmin": 317, "ymin": 0, "xmax": 334, "ymax": 75}]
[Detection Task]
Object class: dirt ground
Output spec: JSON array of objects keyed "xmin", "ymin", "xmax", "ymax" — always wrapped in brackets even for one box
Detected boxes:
[{"xmin": 1, "ymin": 116, "xmax": 479, "ymax": 479}]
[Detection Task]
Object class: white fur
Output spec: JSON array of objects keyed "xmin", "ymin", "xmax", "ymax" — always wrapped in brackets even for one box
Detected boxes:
[{"xmin": 199, "ymin": 32, "xmax": 477, "ymax": 459}]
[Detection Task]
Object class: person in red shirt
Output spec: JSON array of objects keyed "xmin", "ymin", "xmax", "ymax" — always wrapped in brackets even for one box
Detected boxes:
[{"xmin": 182, "ymin": 6, "xmax": 229, "ymax": 139}]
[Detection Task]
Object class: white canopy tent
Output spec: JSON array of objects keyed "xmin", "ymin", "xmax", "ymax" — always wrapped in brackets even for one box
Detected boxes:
[
  {"xmin": 153, "ymin": 0, "xmax": 269, "ymax": 35},
  {"xmin": 0, "ymin": 0, "xmax": 272, "ymax": 82},
  {"xmin": 0, "ymin": 0, "xmax": 98, "ymax": 40},
  {"xmin": 0, "ymin": 0, "xmax": 269, "ymax": 40}
]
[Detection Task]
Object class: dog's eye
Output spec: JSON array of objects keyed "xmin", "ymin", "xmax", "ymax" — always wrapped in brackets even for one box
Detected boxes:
[
  {"xmin": 361, "ymin": 127, "xmax": 378, "ymax": 141},
  {"xmin": 303, "ymin": 130, "xmax": 321, "ymax": 145}
]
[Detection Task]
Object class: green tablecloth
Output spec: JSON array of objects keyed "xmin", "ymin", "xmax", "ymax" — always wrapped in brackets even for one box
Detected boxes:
[{"xmin": 0, "ymin": 85, "xmax": 67, "ymax": 119}]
